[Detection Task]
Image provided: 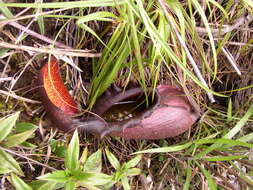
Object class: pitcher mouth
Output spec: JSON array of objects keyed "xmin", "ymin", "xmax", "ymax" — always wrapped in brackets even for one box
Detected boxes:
[
  {"xmin": 93, "ymin": 87, "xmax": 159, "ymax": 122},
  {"xmin": 102, "ymin": 92, "xmax": 158, "ymax": 122}
]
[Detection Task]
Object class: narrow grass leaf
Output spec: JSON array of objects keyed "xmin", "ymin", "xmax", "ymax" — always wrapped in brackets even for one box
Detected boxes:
[
  {"xmin": 0, "ymin": 112, "xmax": 20, "ymax": 142},
  {"xmin": 194, "ymin": 138, "xmax": 253, "ymax": 148},
  {"xmin": 224, "ymin": 103, "xmax": 253, "ymax": 139},
  {"xmin": 65, "ymin": 130, "xmax": 80, "ymax": 171},
  {"xmin": 35, "ymin": 0, "xmax": 45, "ymax": 35},
  {"xmin": 78, "ymin": 23, "xmax": 106, "ymax": 47},
  {"xmin": 207, "ymin": 0, "xmax": 228, "ymax": 19},
  {"xmin": 77, "ymin": 12, "xmax": 117, "ymax": 47},
  {"xmin": 105, "ymin": 149, "xmax": 120, "ymax": 170},
  {"xmin": 167, "ymin": 0, "xmax": 188, "ymax": 79},
  {"xmin": 77, "ymin": 11, "xmax": 117, "ymax": 23},
  {"xmin": 191, "ymin": 0, "xmax": 217, "ymax": 81},
  {"xmin": 0, "ymin": 0, "xmax": 127, "ymax": 8},
  {"xmin": 37, "ymin": 15, "xmax": 45, "ymax": 35},
  {"xmin": 195, "ymin": 162, "xmax": 217, "ymax": 190},
  {"xmin": 89, "ymin": 24, "xmax": 122, "ymax": 97},
  {"xmin": 203, "ymin": 155, "xmax": 246, "ymax": 162},
  {"xmin": 9, "ymin": 173, "xmax": 33, "ymax": 190},
  {"xmin": 183, "ymin": 161, "xmax": 192, "ymax": 190},
  {"xmin": 37, "ymin": 170, "xmax": 68, "ymax": 183},
  {"xmin": 133, "ymin": 142, "xmax": 192, "ymax": 154},
  {"xmin": 128, "ymin": 8, "xmax": 146, "ymax": 91},
  {"xmin": 227, "ymin": 98, "xmax": 233, "ymax": 122},
  {"xmin": 229, "ymin": 161, "xmax": 253, "ymax": 187},
  {"xmin": 0, "ymin": 0, "xmax": 13, "ymax": 18},
  {"xmin": 134, "ymin": 0, "xmax": 225, "ymax": 97},
  {"xmin": 89, "ymin": 23, "xmax": 131, "ymax": 107},
  {"xmin": 0, "ymin": 149, "xmax": 23, "ymax": 176},
  {"xmin": 237, "ymin": 132, "xmax": 253, "ymax": 143},
  {"xmin": 195, "ymin": 103, "xmax": 253, "ymax": 158}
]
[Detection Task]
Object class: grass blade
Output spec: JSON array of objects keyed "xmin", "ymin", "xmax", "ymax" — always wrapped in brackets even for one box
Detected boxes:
[
  {"xmin": 195, "ymin": 103, "xmax": 253, "ymax": 158},
  {"xmin": 195, "ymin": 161, "xmax": 217, "ymax": 190},
  {"xmin": 133, "ymin": 142, "xmax": 192, "ymax": 154},
  {"xmin": 0, "ymin": 1, "xmax": 127, "ymax": 8}
]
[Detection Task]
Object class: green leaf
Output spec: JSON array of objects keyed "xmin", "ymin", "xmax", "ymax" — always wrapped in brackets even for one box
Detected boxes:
[
  {"xmin": 80, "ymin": 147, "xmax": 88, "ymax": 164},
  {"xmin": 21, "ymin": 141, "xmax": 37, "ymax": 149},
  {"xmin": 29, "ymin": 180, "xmax": 60, "ymax": 190},
  {"xmin": 133, "ymin": 0, "xmax": 226, "ymax": 97},
  {"xmin": 203, "ymin": 155, "xmax": 247, "ymax": 162},
  {"xmin": 194, "ymin": 138, "xmax": 253, "ymax": 148},
  {"xmin": 126, "ymin": 168, "xmax": 141, "ymax": 176},
  {"xmin": 0, "ymin": 0, "xmax": 127, "ymax": 8},
  {"xmin": 50, "ymin": 139, "xmax": 66, "ymax": 158},
  {"xmin": 83, "ymin": 149, "xmax": 102, "ymax": 173},
  {"xmin": 77, "ymin": 11, "xmax": 117, "ymax": 23},
  {"xmin": 128, "ymin": 8, "xmax": 146, "ymax": 91},
  {"xmin": 0, "ymin": 0, "xmax": 13, "ymax": 18},
  {"xmin": 133, "ymin": 142, "xmax": 192, "ymax": 154},
  {"xmin": 105, "ymin": 149, "xmax": 120, "ymax": 170},
  {"xmin": 0, "ymin": 48, "xmax": 10, "ymax": 57},
  {"xmin": 64, "ymin": 180, "xmax": 76, "ymax": 190},
  {"xmin": 226, "ymin": 98, "xmax": 233, "ymax": 122},
  {"xmin": 195, "ymin": 103, "xmax": 253, "ymax": 158},
  {"xmin": 77, "ymin": 11, "xmax": 118, "ymax": 47},
  {"xmin": 0, "ymin": 112, "xmax": 20, "ymax": 142},
  {"xmin": 125, "ymin": 155, "xmax": 142, "ymax": 169},
  {"xmin": 0, "ymin": 149, "xmax": 23, "ymax": 175},
  {"xmin": 1, "ymin": 128, "xmax": 37, "ymax": 148},
  {"xmin": 54, "ymin": 146, "xmax": 66, "ymax": 158},
  {"xmin": 195, "ymin": 162, "xmax": 217, "ymax": 190},
  {"xmin": 207, "ymin": 0, "xmax": 228, "ymax": 19},
  {"xmin": 35, "ymin": 0, "xmax": 45, "ymax": 35},
  {"xmin": 37, "ymin": 170, "xmax": 68, "ymax": 183},
  {"xmin": 241, "ymin": 0, "xmax": 253, "ymax": 8},
  {"xmin": 15, "ymin": 122, "xmax": 38, "ymax": 133},
  {"xmin": 191, "ymin": 0, "xmax": 217, "ymax": 80},
  {"xmin": 65, "ymin": 130, "xmax": 80, "ymax": 171},
  {"xmin": 121, "ymin": 176, "xmax": 130, "ymax": 190},
  {"xmin": 229, "ymin": 161, "xmax": 253, "ymax": 187},
  {"xmin": 237, "ymin": 132, "xmax": 253, "ymax": 143},
  {"xmin": 88, "ymin": 22, "xmax": 131, "ymax": 107},
  {"xmin": 74, "ymin": 171, "xmax": 112, "ymax": 186},
  {"xmin": 9, "ymin": 173, "xmax": 33, "ymax": 190},
  {"xmin": 224, "ymin": 103, "xmax": 253, "ymax": 139},
  {"xmin": 0, "ymin": 164, "xmax": 12, "ymax": 174},
  {"xmin": 78, "ymin": 183, "xmax": 102, "ymax": 190},
  {"xmin": 183, "ymin": 161, "xmax": 192, "ymax": 190}
]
